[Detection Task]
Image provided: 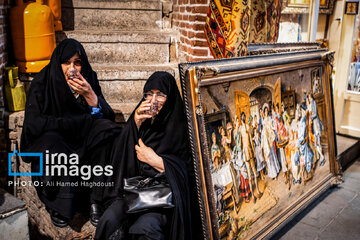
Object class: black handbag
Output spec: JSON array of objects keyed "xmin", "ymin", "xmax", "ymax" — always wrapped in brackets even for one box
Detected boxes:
[{"xmin": 124, "ymin": 172, "xmax": 174, "ymax": 213}]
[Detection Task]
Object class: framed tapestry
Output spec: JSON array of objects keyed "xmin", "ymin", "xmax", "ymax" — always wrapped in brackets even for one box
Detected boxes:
[
  {"xmin": 282, "ymin": 0, "xmax": 336, "ymax": 14},
  {"xmin": 179, "ymin": 49, "xmax": 341, "ymax": 239}
]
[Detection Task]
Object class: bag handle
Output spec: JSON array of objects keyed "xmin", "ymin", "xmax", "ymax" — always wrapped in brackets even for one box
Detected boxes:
[
  {"xmin": 137, "ymin": 173, "xmax": 167, "ymax": 188},
  {"xmin": 7, "ymin": 68, "xmax": 15, "ymax": 88}
]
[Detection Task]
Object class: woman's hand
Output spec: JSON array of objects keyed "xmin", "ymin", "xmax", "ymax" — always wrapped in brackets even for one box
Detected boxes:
[
  {"xmin": 68, "ymin": 72, "xmax": 98, "ymax": 107},
  {"xmin": 135, "ymin": 139, "xmax": 164, "ymax": 172},
  {"xmin": 134, "ymin": 100, "xmax": 153, "ymax": 130}
]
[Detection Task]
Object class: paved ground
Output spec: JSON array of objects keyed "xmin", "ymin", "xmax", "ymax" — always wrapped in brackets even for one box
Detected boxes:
[
  {"xmin": 336, "ymin": 135, "xmax": 358, "ymax": 155},
  {"xmin": 271, "ymin": 141, "xmax": 360, "ymax": 239}
]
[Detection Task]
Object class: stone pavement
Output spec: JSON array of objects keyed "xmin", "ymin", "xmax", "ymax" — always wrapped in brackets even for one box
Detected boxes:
[
  {"xmin": 271, "ymin": 156, "xmax": 360, "ymax": 240},
  {"xmin": 336, "ymin": 135, "xmax": 358, "ymax": 155}
]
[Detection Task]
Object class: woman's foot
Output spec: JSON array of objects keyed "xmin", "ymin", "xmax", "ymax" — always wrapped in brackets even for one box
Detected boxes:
[
  {"xmin": 48, "ymin": 208, "xmax": 69, "ymax": 228},
  {"xmin": 90, "ymin": 203, "xmax": 103, "ymax": 227}
]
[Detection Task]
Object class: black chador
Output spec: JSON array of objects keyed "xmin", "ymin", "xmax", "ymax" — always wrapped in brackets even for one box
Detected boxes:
[
  {"xmin": 20, "ymin": 39, "xmax": 121, "ymax": 222},
  {"xmin": 95, "ymin": 72, "xmax": 195, "ymax": 240}
]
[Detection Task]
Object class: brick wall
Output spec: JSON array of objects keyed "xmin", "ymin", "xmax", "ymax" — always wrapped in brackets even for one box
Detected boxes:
[
  {"xmin": 172, "ymin": 0, "xmax": 213, "ymax": 62},
  {"xmin": 0, "ymin": 0, "xmax": 11, "ymax": 190}
]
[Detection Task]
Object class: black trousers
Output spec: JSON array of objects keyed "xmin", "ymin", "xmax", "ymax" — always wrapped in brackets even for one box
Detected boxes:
[
  {"xmin": 26, "ymin": 131, "xmax": 78, "ymax": 219},
  {"xmin": 26, "ymin": 131, "xmax": 112, "ymax": 219},
  {"xmin": 95, "ymin": 199, "xmax": 169, "ymax": 240}
]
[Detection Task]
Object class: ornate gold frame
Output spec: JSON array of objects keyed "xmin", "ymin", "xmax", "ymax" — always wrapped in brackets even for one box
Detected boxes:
[{"xmin": 179, "ymin": 48, "xmax": 340, "ymax": 239}]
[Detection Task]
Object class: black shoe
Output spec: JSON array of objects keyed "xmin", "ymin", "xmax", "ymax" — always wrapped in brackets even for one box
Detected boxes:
[
  {"xmin": 90, "ymin": 203, "xmax": 103, "ymax": 227},
  {"xmin": 49, "ymin": 209, "xmax": 69, "ymax": 228}
]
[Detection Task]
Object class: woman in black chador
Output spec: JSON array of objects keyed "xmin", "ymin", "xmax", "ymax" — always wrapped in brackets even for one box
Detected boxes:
[
  {"xmin": 95, "ymin": 72, "xmax": 194, "ymax": 240},
  {"xmin": 20, "ymin": 39, "xmax": 120, "ymax": 228}
]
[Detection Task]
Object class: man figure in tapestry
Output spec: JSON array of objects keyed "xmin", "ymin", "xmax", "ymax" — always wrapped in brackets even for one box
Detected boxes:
[
  {"xmin": 274, "ymin": 103, "xmax": 291, "ymax": 185},
  {"xmin": 307, "ymin": 93, "xmax": 325, "ymax": 166},
  {"xmin": 211, "ymin": 132, "xmax": 221, "ymax": 171},
  {"xmin": 239, "ymin": 112, "xmax": 262, "ymax": 202},
  {"xmin": 297, "ymin": 103, "xmax": 315, "ymax": 182}
]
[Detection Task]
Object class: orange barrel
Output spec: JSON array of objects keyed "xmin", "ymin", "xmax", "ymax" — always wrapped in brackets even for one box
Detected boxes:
[
  {"xmin": 46, "ymin": 0, "xmax": 62, "ymax": 31},
  {"xmin": 10, "ymin": 0, "xmax": 56, "ymax": 73}
]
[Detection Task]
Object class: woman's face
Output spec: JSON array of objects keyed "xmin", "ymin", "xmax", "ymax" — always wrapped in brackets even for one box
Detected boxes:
[
  {"xmin": 143, "ymin": 89, "xmax": 167, "ymax": 115},
  {"xmin": 265, "ymin": 107, "xmax": 269, "ymax": 117},
  {"xmin": 220, "ymin": 127, "xmax": 225, "ymax": 136},
  {"xmin": 61, "ymin": 52, "xmax": 82, "ymax": 82}
]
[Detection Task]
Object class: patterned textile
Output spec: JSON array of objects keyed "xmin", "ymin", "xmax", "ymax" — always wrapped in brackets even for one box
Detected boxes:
[{"xmin": 204, "ymin": 0, "xmax": 281, "ymax": 58}]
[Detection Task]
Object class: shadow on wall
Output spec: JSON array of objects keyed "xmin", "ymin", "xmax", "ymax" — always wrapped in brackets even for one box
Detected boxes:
[{"xmin": 61, "ymin": 0, "xmax": 75, "ymax": 31}]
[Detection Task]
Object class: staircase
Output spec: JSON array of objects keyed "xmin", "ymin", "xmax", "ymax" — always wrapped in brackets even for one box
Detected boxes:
[{"xmin": 59, "ymin": 0, "xmax": 177, "ymax": 122}]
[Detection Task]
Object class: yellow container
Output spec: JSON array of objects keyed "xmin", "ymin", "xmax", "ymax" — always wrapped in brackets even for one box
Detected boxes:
[
  {"xmin": 46, "ymin": 0, "xmax": 62, "ymax": 31},
  {"xmin": 10, "ymin": 0, "xmax": 56, "ymax": 73},
  {"xmin": 4, "ymin": 66, "xmax": 26, "ymax": 112}
]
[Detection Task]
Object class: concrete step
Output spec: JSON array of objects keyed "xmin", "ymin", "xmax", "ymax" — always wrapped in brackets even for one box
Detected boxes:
[
  {"xmin": 0, "ymin": 189, "xmax": 29, "ymax": 240},
  {"xmin": 94, "ymin": 63, "xmax": 177, "ymax": 103},
  {"xmin": 92, "ymin": 63, "xmax": 176, "ymax": 80},
  {"xmin": 57, "ymin": 30, "xmax": 172, "ymax": 64},
  {"xmin": 62, "ymin": 0, "xmax": 161, "ymax": 10},
  {"xmin": 110, "ymin": 102, "xmax": 138, "ymax": 123},
  {"xmin": 61, "ymin": 0, "xmax": 162, "ymax": 31}
]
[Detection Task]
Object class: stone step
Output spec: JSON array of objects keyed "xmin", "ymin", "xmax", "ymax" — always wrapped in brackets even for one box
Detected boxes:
[
  {"xmin": 92, "ymin": 62, "xmax": 176, "ymax": 80},
  {"xmin": 62, "ymin": 0, "xmax": 161, "ymax": 10},
  {"xmin": 110, "ymin": 102, "xmax": 139, "ymax": 123},
  {"xmin": 57, "ymin": 30, "xmax": 172, "ymax": 64},
  {"xmin": 19, "ymin": 63, "xmax": 177, "ymax": 86},
  {"xmin": 61, "ymin": 0, "xmax": 162, "ymax": 31},
  {"xmin": 94, "ymin": 63, "xmax": 177, "ymax": 104},
  {"xmin": 0, "ymin": 189, "xmax": 29, "ymax": 240}
]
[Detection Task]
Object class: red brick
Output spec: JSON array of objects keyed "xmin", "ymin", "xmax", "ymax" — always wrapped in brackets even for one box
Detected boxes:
[
  {"xmin": 191, "ymin": 48, "xmax": 209, "ymax": 56},
  {"xmin": 179, "ymin": 21, "xmax": 186, "ymax": 28},
  {"xmin": 187, "ymin": 30, "xmax": 206, "ymax": 39},
  {"xmin": 180, "ymin": 6, "xmax": 186, "ymax": 12},
  {"xmin": 193, "ymin": 22, "xmax": 206, "ymax": 31},
  {"xmin": 188, "ymin": 14, "xmax": 207, "ymax": 22},
  {"xmin": 193, "ymin": 6, "xmax": 208, "ymax": 14},
  {"xmin": 190, "ymin": 0, "xmax": 209, "ymax": 4},
  {"xmin": 173, "ymin": 20, "xmax": 179, "ymax": 27},
  {"xmin": 178, "ymin": 21, "xmax": 205, "ymax": 31},
  {"xmin": 187, "ymin": 55, "xmax": 213, "ymax": 62},
  {"xmin": 192, "ymin": 39, "xmax": 209, "ymax": 47},
  {"xmin": 180, "ymin": 29, "xmax": 189, "ymax": 37},
  {"xmin": 181, "ymin": 36, "xmax": 208, "ymax": 48}
]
